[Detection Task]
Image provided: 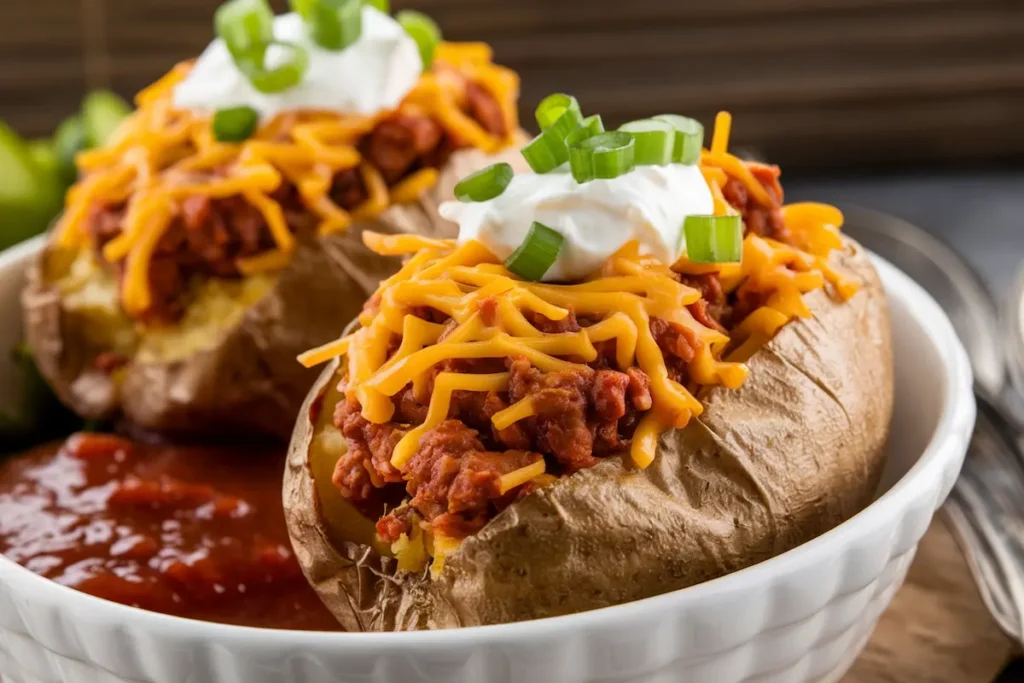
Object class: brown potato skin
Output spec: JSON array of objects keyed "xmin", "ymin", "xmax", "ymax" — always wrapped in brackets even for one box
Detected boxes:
[
  {"xmin": 22, "ymin": 147, "xmax": 524, "ymax": 440},
  {"xmin": 284, "ymin": 236, "xmax": 894, "ymax": 629}
]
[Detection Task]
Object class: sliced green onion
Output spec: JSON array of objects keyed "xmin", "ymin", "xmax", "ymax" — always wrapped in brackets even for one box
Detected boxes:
[
  {"xmin": 618, "ymin": 118, "xmax": 675, "ymax": 166},
  {"xmin": 653, "ymin": 114, "xmax": 704, "ymax": 165},
  {"xmin": 362, "ymin": 0, "xmax": 389, "ymax": 12},
  {"xmin": 213, "ymin": 106, "xmax": 260, "ymax": 142},
  {"xmin": 521, "ymin": 128, "xmax": 569, "ymax": 174},
  {"xmin": 292, "ymin": 0, "xmax": 363, "ymax": 50},
  {"xmin": 215, "ymin": 0, "xmax": 274, "ymax": 62},
  {"xmin": 565, "ymin": 115, "xmax": 604, "ymax": 148},
  {"xmin": 683, "ymin": 215, "xmax": 743, "ymax": 264},
  {"xmin": 454, "ymin": 162, "xmax": 514, "ymax": 202},
  {"xmin": 568, "ymin": 131, "xmax": 635, "ymax": 184},
  {"xmin": 505, "ymin": 222, "xmax": 563, "ymax": 281},
  {"xmin": 534, "ymin": 94, "xmax": 583, "ymax": 142},
  {"xmin": 237, "ymin": 41, "xmax": 310, "ymax": 93},
  {"xmin": 397, "ymin": 10, "xmax": 441, "ymax": 70}
]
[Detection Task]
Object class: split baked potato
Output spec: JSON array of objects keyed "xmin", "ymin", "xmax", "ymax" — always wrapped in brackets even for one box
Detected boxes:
[
  {"xmin": 20, "ymin": 10, "xmax": 527, "ymax": 440},
  {"xmin": 283, "ymin": 236, "xmax": 892, "ymax": 630},
  {"xmin": 23, "ymin": 147, "xmax": 525, "ymax": 440}
]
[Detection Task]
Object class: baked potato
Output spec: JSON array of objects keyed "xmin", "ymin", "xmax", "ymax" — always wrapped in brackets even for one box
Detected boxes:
[
  {"xmin": 283, "ymin": 107, "xmax": 893, "ymax": 630},
  {"xmin": 284, "ymin": 236, "xmax": 892, "ymax": 630},
  {"xmin": 21, "ymin": 5, "xmax": 526, "ymax": 440}
]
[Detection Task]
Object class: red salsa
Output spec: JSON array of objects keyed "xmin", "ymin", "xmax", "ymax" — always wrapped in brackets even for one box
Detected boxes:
[{"xmin": 0, "ymin": 433, "xmax": 339, "ymax": 630}]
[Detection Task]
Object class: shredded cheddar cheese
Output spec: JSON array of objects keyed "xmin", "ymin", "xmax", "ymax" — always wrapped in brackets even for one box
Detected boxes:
[
  {"xmin": 54, "ymin": 47, "xmax": 519, "ymax": 317},
  {"xmin": 303, "ymin": 109, "xmax": 863, "ymax": 570}
]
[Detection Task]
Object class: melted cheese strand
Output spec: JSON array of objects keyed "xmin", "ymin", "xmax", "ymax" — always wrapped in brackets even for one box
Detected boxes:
[{"xmin": 54, "ymin": 47, "xmax": 519, "ymax": 318}]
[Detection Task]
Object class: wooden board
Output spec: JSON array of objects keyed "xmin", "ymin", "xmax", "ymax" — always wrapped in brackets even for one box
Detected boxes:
[
  {"xmin": 843, "ymin": 511, "xmax": 1016, "ymax": 683},
  {"xmin": 1, "ymin": 0, "xmax": 1023, "ymax": 170}
]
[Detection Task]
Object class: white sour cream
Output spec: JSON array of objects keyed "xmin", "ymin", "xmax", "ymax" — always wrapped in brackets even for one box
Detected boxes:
[
  {"xmin": 173, "ymin": 7, "xmax": 422, "ymax": 119},
  {"xmin": 439, "ymin": 164, "xmax": 714, "ymax": 282}
]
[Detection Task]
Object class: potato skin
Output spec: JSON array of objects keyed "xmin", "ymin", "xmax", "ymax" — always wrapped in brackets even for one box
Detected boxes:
[
  {"xmin": 22, "ymin": 147, "xmax": 522, "ymax": 440},
  {"xmin": 284, "ymin": 236, "xmax": 893, "ymax": 630}
]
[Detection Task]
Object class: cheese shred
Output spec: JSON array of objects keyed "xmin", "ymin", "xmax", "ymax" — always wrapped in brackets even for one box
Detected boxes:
[{"xmin": 54, "ymin": 46, "xmax": 519, "ymax": 317}]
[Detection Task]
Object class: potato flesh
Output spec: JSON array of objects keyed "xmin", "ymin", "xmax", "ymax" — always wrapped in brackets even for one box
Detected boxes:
[{"xmin": 45, "ymin": 246, "xmax": 275, "ymax": 364}]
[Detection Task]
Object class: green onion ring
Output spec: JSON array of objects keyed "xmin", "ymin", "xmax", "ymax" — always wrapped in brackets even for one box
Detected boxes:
[
  {"xmin": 293, "ymin": 0, "xmax": 363, "ymax": 51},
  {"xmin": 568, "ymin": 131, "xmax": 635, "ymax": 183},
  {"xmin": 237, "ymin": 41, "xmax": 310, "ymax": 93},
  {"xmin": 653, "ymin": 114, "xmax": 704, "ymax": 165},
  {"xmin": 215, "ymin": 0, "xmax": 274, "ymax": 62},
  {"xmin": 565, "ymin": 115, "xmax": 605, "ymax": 149},
  {"xmin": 212, "ymin": 106, "xmax": 261, "ymax": 142},
  {"xmin": 683, "ymin": 215, "xmax": 743, "ymax": 263},
  {"xmin": 521, "ymin": 128, "xmax": 569, "ymax": 174},
  {"xmin": 534, "ymin": 93, "xmax": 583, "ymax": 143},
  {"xmin": 505, "ymin": 222, "xmax": 564, "ymax": 281},
  {"xmin": 453, "ymin": 162, "xmax": 514, "ymax": 202},
  {"xmin": 618, "ymin": 118, "xmax": 675, "ymax": 166},
  {"xmin": 397, "ymin": 10, "xmax": 441, "ymax": 70}
]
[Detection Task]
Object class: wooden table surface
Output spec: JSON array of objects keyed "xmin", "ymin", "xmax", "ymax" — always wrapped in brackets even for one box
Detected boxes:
[{"xmin": 843, "ymin": 512, "xmax": 1016, "ymax": 683}]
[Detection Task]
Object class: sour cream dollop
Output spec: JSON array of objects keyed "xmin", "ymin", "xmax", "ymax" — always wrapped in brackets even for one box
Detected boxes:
[
  {"xmin": 173, "ymin": 7, "xmax": 422, "ymax": 119},
  {"xmin": 440, "ymin": 164, "xmax": 714, "ymax": 282}
]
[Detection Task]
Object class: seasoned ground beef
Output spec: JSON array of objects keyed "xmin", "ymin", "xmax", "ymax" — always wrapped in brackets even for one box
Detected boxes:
[
  {"xmin": 336, "ymin": 149, "xmax": 807, "ymax": 540},
  {"xmin": 376, "ymin": 420, "xmax": 537, "ymax": 540},
  {"xmin": 85, "ymin": 81, "xmax": 506, "ymax": 323}
]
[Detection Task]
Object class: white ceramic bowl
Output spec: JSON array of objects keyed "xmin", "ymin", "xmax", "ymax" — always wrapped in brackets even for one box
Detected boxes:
[{"xmin": 0, "ymin": 234, "xmax": 974, "ymax": 683}]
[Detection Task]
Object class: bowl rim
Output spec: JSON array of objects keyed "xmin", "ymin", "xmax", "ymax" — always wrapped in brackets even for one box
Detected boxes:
[{"xmin": 0, "ymin": 236, "xmax": 974, "ymax": 649}]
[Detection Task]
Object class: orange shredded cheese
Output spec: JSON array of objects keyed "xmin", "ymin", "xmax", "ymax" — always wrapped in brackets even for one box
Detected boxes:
[
  {"xmin": 306, "ymin": 236, "xmax": 751, "ymax": 471},
  {"xmin": 55, "ymin": 45, "xmax": 519, "ymax": 318},
  {"xmin": 498, "ymin": 459, "xmax": 547, "ymax": 495}
]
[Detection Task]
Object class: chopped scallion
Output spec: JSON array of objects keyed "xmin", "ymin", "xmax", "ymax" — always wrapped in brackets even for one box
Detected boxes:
[
  {"xmin": 568, "ymin": 131, "xmax": 635, "ymax": 183},
  {"xmin": 453, "ymin": 162, "xmax": 514, "ymax": 202},
  {"xmin": 521, "ymin": 128, "xmax": 569, "ymax": 174},
  {"xmin": 534, "ymin": 93, "xmax": 583, "ymax": 142},
  {"xmin": 618, "ymin": 118, "xmax": 675, "ymax": 166},
  {"xmin": 213, "ymin": 106, "xmax": 260, "ymax": 142},
  {"xmin": 505, "ymin": 222, "xmax": 563, "ymax": 281},
  {"xmin": 292, "ymin": 0, "xmax": 363, "ymax": 51},
  {"xmin": 565, "ymin": 115, "xmax": 604, "ymax": 148},
  {"xmin": 653, "ymin": 114, "xmax": 704, "ymax": 165},
  {"xmin": 237, "ymin": 41, "xmax": 310, "ymax": 93},
  {"xmin": 397, "ymin": 10, "xmax": 441, "ymax": 70},
  {"xmin": 683, "ymin": 215, "xmax": 743, "ymax": 263},
  {"xmin": 215, "ymin": 0, "xmax": 274, "ymax": 62}
]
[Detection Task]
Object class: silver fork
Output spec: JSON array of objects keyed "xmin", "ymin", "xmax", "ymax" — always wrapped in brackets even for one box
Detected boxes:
[
  {"xmin": 946, "ymin": 390, "xmax": 1024, "ymax": 643},
  {"xmin": 841, "ymin": 207, "xmax": 1024, "ymax": 650}
]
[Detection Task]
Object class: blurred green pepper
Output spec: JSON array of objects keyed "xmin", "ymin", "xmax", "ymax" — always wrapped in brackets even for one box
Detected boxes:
[
  {"xmin": 82, "ymin": 90, "xmax": 132, "ymax": 148},
  {"xmin": 0, "ymin": 120, "xmax": 63, "ymax": 251}
]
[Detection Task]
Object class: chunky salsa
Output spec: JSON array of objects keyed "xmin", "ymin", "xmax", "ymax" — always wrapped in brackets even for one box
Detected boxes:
[{"xmin": 0, "ymin": 433, "xmax": 338, "ymax": 630}]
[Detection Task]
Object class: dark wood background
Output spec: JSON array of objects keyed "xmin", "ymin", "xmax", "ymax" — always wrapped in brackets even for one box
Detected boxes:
[{"xmin": 3, "ymin": 0, "xmax": 1023, "ymax": 171}]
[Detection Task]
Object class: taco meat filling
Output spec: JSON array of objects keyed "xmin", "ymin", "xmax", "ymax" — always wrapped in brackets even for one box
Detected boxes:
[
  {"xmin": 84, "ymin": 69, "xmax": 506, "ymax": 325},
  {"xmin": 331, "ymin": 166, "xmax": 803, "ymax": 542}
]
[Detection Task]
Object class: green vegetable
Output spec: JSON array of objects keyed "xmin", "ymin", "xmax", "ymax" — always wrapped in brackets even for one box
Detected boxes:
[
  {"xmin": 618, "ymin": 118, "xmax": 676, "ymax": 166},
  {"xmin": 213, "ymin": 106, "xmax": 261, "ymax": 142},
  {"xmin": 293, "ymin": 0, "xmax": 363, "ymax": 51},
  {"xmin": 682, "ymin": 214, "xmax": 743, "ymax": 263},
  {"xmin": 53, "ymin": 114, "xmax": 88, "ymax": 186},
  {"xmin": 652, "ymin": 114, "xmax": 704, "ymax": 165},
  {"xmin": 568, "ymin": 131, "xmax": 635, "ymax": 183},
  {"xmin": 0, "ymin": 120, "xmax": 63, "ymax": 251},
  {"xmin": 216, "ymin": 0, "xmax": 275, "ymax": 62},
  {"xmin": 362, "ymin": 0, "xmax": 389, "ymax": 11},
  {"xmin": 505, "ymin": 222, "xmax": 564, "ymax": 281},
  {"xmin": 82, "ymin": 90, "xmax": 132, "ymax": 148},
  {"xmin": 27, "ymin": 139, "xmax": 59, "ymax": 177},
  {"xmin": 238, "ymin": 42, "xmax": 311, "ymax": 93},
  {"xmin": 396, "ymin": 10, "xmax": 441, "ymax": 70},
  {"xmin": 454, "ymin": 162, "xmax": 514, "ymax": 202},
  {"xmin": 0, "ymin": 346, "xmax": 84, "ymax": 455}
]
